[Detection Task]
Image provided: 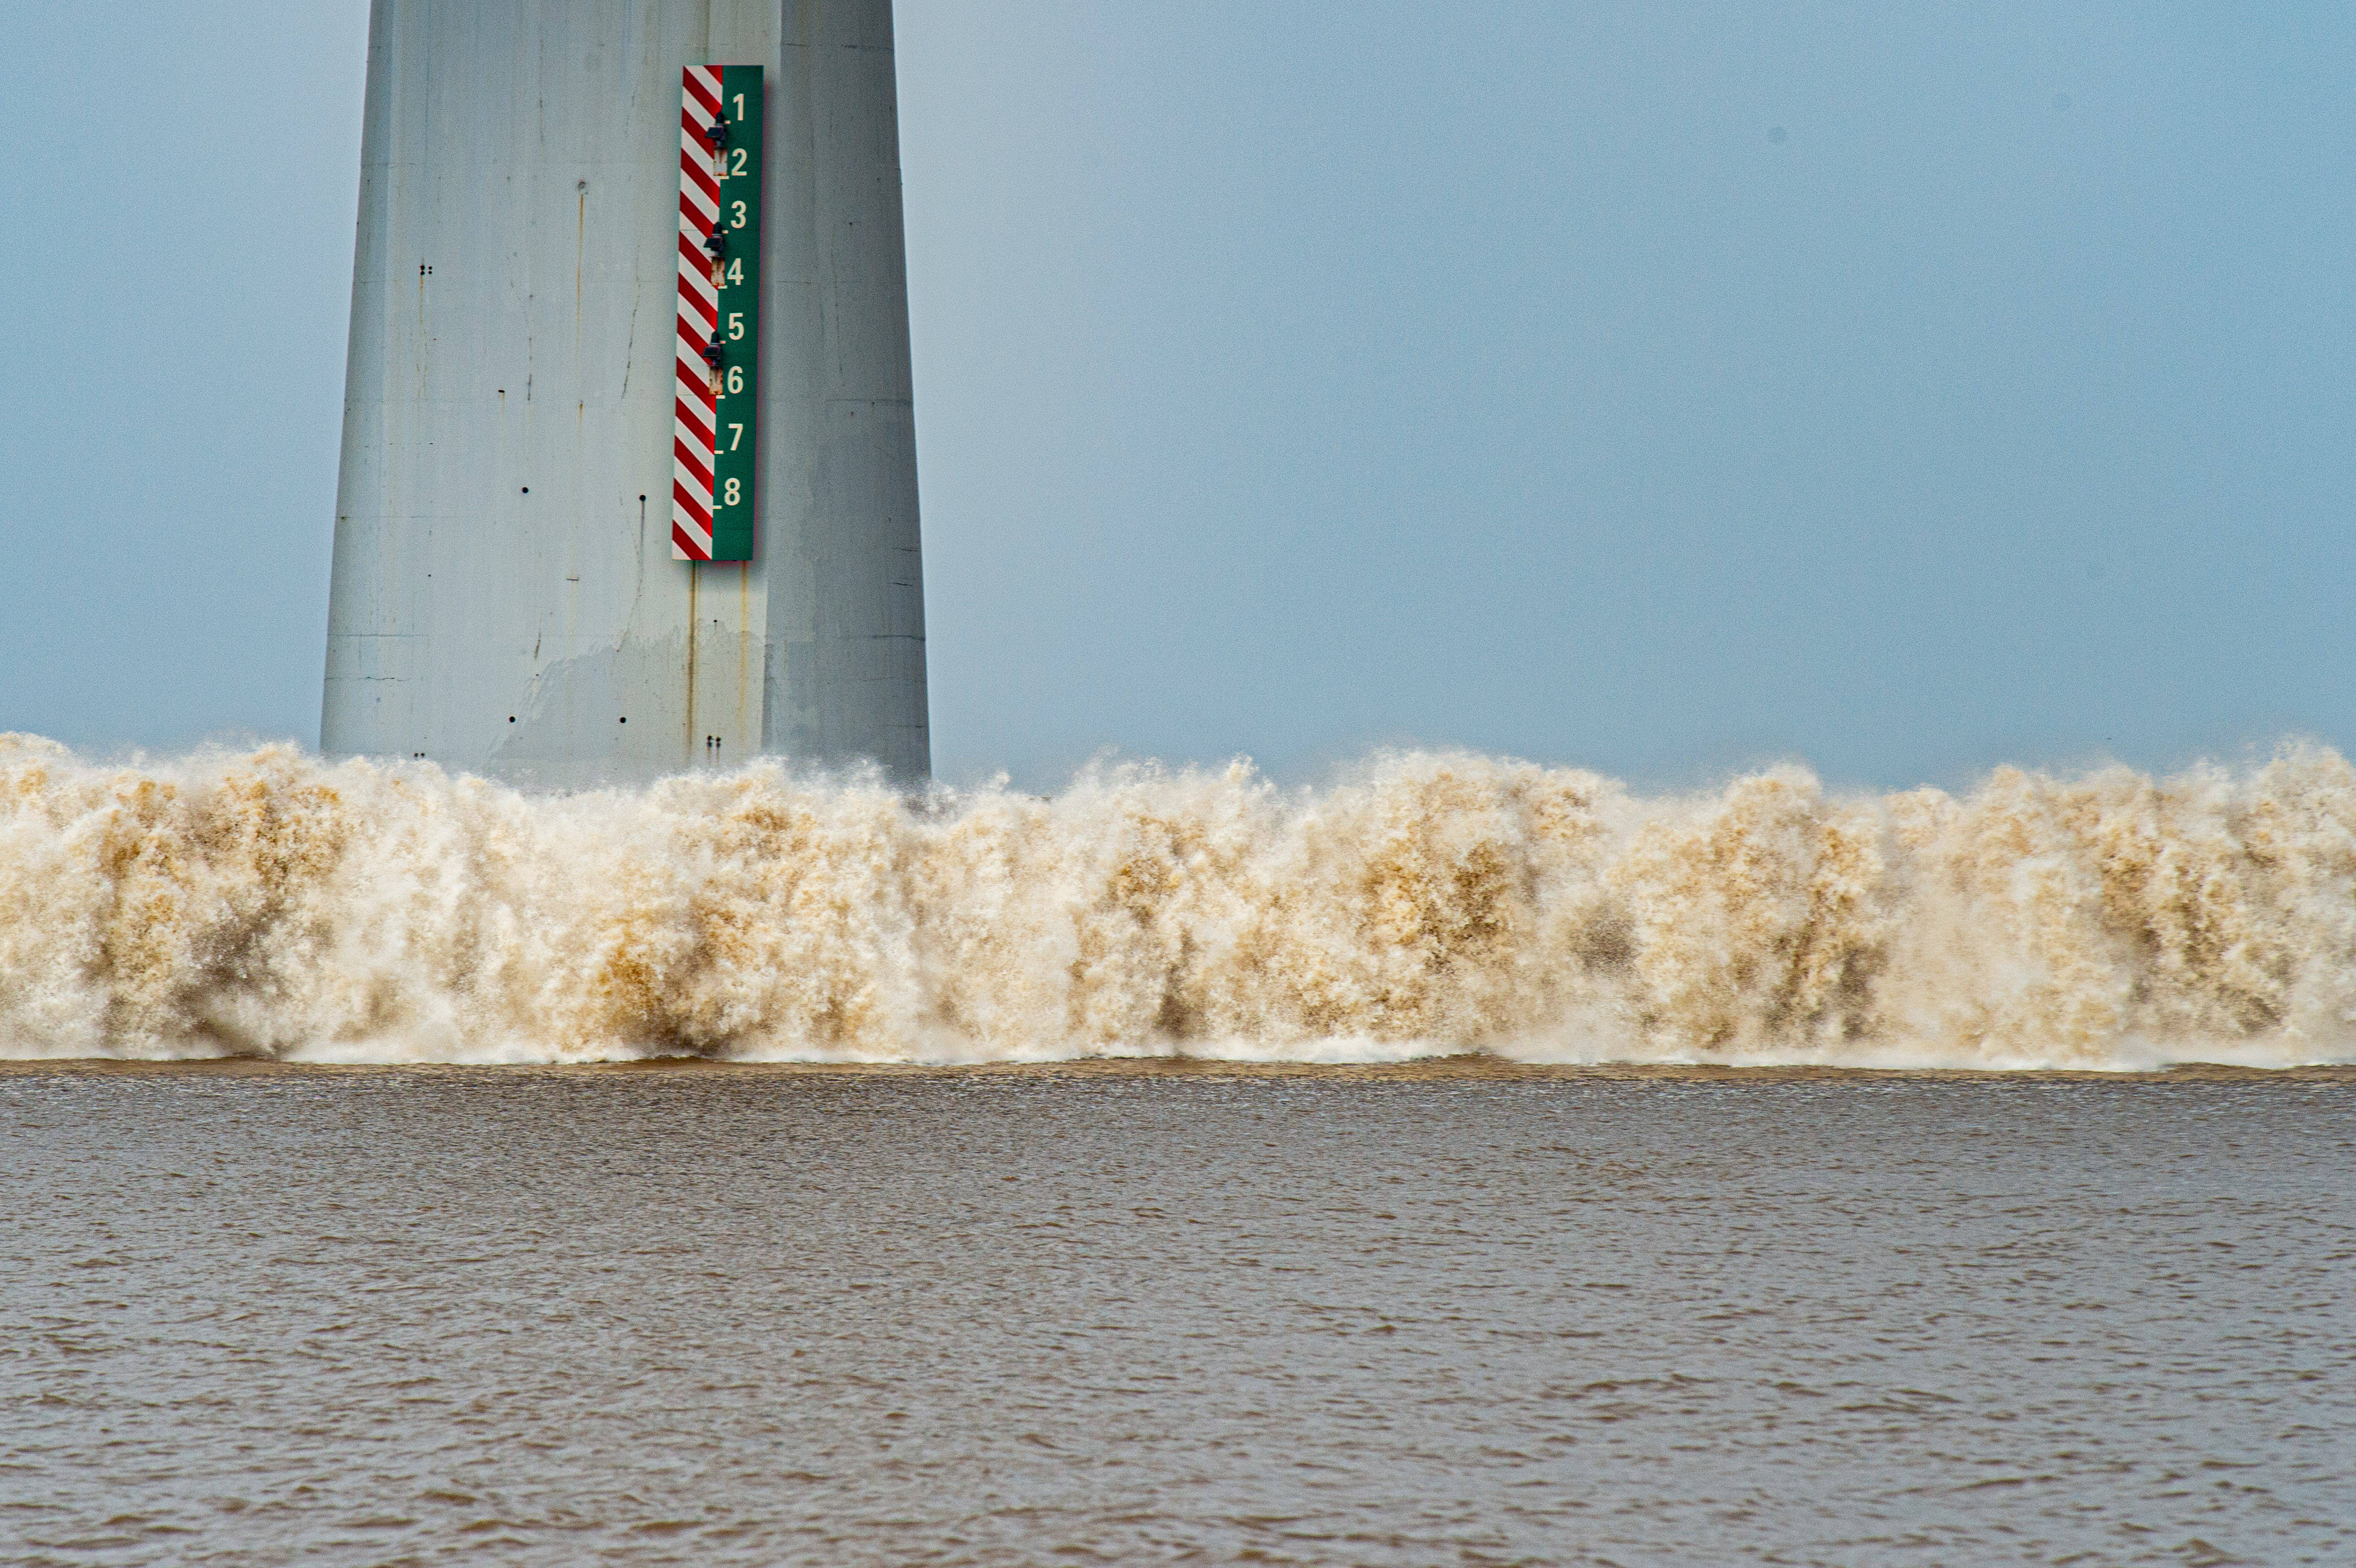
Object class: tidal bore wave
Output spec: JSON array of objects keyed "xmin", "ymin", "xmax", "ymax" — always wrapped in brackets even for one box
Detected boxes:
[{"xmin": 3, "ymin": 733, "xmax": 2354, "ymax": 1068}]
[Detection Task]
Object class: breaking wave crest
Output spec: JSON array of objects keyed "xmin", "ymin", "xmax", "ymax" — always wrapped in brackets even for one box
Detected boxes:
[{"xmin": 3, "ymin": 733, "xmax": 2354, "ymax": 1068}]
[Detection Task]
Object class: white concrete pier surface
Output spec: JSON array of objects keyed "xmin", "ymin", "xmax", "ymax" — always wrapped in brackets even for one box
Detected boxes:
[{"xmin": 322, "ymin": 0, "xmax": 929, "ymax": 783}]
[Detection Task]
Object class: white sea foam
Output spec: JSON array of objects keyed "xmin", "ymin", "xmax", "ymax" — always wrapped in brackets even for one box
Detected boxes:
[{"xmin": 3, "ymin": 733, "xmax": 2353, "ymax": 1067}]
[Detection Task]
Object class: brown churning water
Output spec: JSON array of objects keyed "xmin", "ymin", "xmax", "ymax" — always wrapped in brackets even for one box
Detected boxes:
[{"xmin": 3, "ymin": 733, "xmax": 2355, "ymax": 1067}]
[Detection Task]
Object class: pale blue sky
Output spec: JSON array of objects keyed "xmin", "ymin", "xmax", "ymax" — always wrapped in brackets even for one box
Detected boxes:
[{"xmin": 2, "ymin": 3, "xmax": 2349, "ymax": 790}]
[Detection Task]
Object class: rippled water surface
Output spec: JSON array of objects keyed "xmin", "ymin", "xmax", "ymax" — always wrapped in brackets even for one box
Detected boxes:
[{"xmin": 4, "ymin": 1064, "xmax": 2353, "ymax": 1565}]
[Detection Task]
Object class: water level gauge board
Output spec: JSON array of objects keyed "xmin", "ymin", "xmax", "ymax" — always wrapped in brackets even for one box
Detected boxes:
[{"xmin": 673, "ymin": 64, "xmax": 762, "ymax": 562}]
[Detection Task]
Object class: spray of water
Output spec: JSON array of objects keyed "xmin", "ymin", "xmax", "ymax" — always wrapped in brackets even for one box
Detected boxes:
[{"xmin": 3, "ymin": 733, "xmax": 2352, "ymax": 1067}]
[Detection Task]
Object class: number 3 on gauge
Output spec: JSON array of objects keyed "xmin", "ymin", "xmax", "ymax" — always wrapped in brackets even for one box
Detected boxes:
[{"xmin": 729, "ymin": 200, "xmax": 747, "ymax": 229}]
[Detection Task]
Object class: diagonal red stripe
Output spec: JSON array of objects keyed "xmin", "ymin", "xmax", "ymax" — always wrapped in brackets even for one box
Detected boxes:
[
  {"xmin": 674, "ymin": 478, "xmax": 713, "ymax": 530},
  {"xmin": 678, "ymin": 231, "xmax": 721, "ymax": 282},
  {"xmin": 673, "ymin": 522, "xmax": 711, "ymax": 561},
  {"xmin": 675, "ymin": 397, "xmax": 714, "ymax": 452},
  {"xmin": 677, "ymin": 356, "xmax": 716, "ymax": 412},
  {"xmin": 675, "ymin": 436, "xmax": 714, "ymax": 492},
  {"xmin": 685, "ymin": 71, "xmax": 721, "ymax": 119},
  {"xmin": 679, "ymin": 137, "xmax": 720, "ymax": 203}
]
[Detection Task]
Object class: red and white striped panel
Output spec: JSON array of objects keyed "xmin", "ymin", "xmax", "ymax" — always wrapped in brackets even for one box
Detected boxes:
[{"xmin": 672, "ymin": 66, "xmax": 723, "ymax": 561}]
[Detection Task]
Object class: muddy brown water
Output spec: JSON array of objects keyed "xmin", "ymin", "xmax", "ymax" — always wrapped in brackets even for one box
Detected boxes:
[{"xmin": 4, "ymin": 1062, "xmax": 2353, "ymax": 1565}]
